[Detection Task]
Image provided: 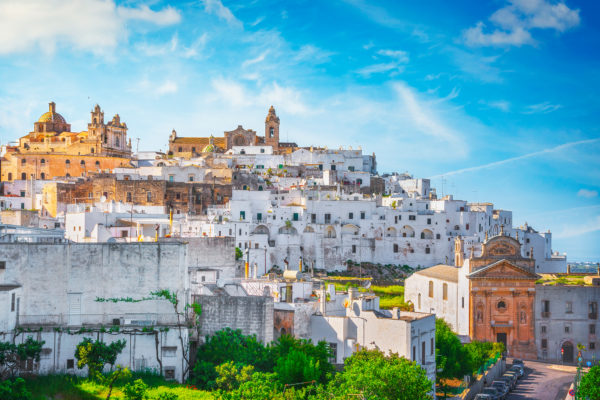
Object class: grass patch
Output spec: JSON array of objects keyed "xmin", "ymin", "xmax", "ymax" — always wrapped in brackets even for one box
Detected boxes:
[
  {"xmin": 371, "ymin": 285, "xmax": 404, "ymax": 296},
  {"xmin": 24, "ymin": 374, "xmax": 214, "ymax": 400},
  {"xmin": 379, "ymin": 296, "xmax": 410, "ymax": 310}
]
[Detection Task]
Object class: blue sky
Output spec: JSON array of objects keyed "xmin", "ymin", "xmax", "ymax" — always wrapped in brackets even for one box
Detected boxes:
[{"xmin": 0, "ymin": 0, "xmax": 598, "ymax": 261}]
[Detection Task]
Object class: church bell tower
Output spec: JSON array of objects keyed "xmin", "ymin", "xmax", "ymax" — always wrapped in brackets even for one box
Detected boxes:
[{"xmin": 265, "ymin": 106, "xmax": 280, "ymax": 150}]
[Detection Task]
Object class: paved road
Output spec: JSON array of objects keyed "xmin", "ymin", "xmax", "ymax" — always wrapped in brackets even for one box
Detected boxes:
[{"xmin": 505, "ymin": 359, "xmax": 574, "ymax": 400}]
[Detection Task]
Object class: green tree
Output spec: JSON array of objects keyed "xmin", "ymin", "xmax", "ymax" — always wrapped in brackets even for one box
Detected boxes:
[
  {"xmin": 271, "ymin": 334, "xmax": 334, "ymax": 383},
  {"xmin": 0, "ymin": 378, "xmax": 31, "ymax": 400},
  {"xmin": 274, "ymin": 349, "xmax": 321, "ymax": 385},
  {"xmin": 103, "ymin": 365, "xmax": 131, "ymax": 400},
  {"xmin": 0, "ymin": 337, "xmax": 44, "ymax": 379},
  {"xmin": 436, "ymin": 319, "xmax": 473, "ymax": 379},
  {"xmin": 215, "ymin": 361, "xmax": 255, "ymax": 391},
  {"xmin": 219, "ymin": 372, "xmax": 281, "ymax": 400},
  {"xmin": 579, "ymin": 365, "xmax": 600, "ymax": 400},
  {"xmin": 74, "ymin": 338, "xmax": 126, "ymax": 379},
  {"xmin": 325, "ymin": 349, "xmax": 433, "ymax": 400},
  {"xmin": 123, "ymin": 378, "xmax": 148, "ymax": 400},
  {"xmin": 235, "ymin": 247, "xmax": 243, "ymax": 260}
]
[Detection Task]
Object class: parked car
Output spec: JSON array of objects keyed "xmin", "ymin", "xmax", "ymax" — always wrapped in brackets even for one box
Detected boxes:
[
  {"xmin": 475, "ymin": 394, "xmax": 494, "ymax": 400},
  {"xmin": 510, "ymin": 364, "xmax": 524, "ymax": 378},
  {"xmin": 492, "ymin": 380, "xmax": 510, "ymax": 397},
  {"xmin": 481, "ymin": 386, "xmax": 503, "ymax": 400},
  {"xmin": 512, "ymin": 358, "xmax": 524, "ymax": 367},
  {"xmin": 501, "ymin": 372, "xmax": 517, "ymax": 389}
]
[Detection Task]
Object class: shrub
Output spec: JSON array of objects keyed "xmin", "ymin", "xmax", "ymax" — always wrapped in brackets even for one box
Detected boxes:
[
  {"xmin": 155, "ymin": 392, "xmax": 179, "ymax": 400},
  {"xmin": 0, "ymin": 378, "xmax": 31, "ymax": 400},
  {"xmin": 123, "ymin": 379, "xmax": 149, "ymax": 400}
]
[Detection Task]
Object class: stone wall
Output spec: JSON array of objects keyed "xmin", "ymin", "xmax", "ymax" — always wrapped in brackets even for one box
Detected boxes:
[{"xmin": 193, "ymin": 294, "xmax": 274, "ymax": 343}]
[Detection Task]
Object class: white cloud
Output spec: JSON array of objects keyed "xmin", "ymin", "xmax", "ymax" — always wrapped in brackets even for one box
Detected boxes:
[
  {"xmin": 523, "ymin": 101, "xmax": 562, "ymax": 114},
  {"xmin": 0, "ymin": 0, "xmax": 181, "ymax": 55},
  {"xmin": 242, "ymin": 52, "xmax": 268, "ymax": 68},
  {"xmin": 578, "ymin": 189, "xmax": 598, "ymax": 198},
  {"xmin": 429, "ymin": 137, "xmax": 600, "ymax": 178},
  {"xmin": 463, "ymin": 0, "xmax": 580, "ymax": 47},
  {"xmin": 554, "ymin": 216, "xmax": 600, "ymax": 239},
  {"xmin": 136, "ymin": 33, "xmax": 208, "ymax": 59},
  {"xmin": 156, "ymin": 81, "xmax": 178, "ymax": 95},
  {"xmin": 201, "ymin": 0, "xmax": 242, "ymax": 27},
  {"xmin": 479, "ymin": 99, "xmax": 511, "ymax": 112},
  {"xmin": 376, "ymin": 49, "xmax": 409, "ymax": 63},
  {"xmin": 294, "ymin": 45, "xmax": 334, "ymax": 64}
]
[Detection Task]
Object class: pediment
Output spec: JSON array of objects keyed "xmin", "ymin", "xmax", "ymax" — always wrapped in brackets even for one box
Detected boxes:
[{"xmin": 468, "ymin": 260, "xmax": 539, "ymax": 280}]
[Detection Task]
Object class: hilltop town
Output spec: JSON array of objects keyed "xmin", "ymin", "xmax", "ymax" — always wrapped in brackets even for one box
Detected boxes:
[{"xmin": 0, "ymin": 103, "xmax": 597, "ymax": 398}]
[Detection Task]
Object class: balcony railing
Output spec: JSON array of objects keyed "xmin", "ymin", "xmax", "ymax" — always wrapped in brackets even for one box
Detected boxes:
[
  {"xmin": 589, "ymin": 312, "xmax": 598, "ymax": 320},
  {"xmin": 541, "ymin": 312, "xmax": 550, "ymax": 318},
  {"xmin": 18, "ymin": 313, "xmax": 180, "ymax": 327}
]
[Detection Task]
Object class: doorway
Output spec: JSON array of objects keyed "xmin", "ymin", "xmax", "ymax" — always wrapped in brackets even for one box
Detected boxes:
[
  {"xmin": 562, "ymin": 341, "xmax": 574, "ymax": 363},
  {"xmin": 496, "ymin": 333, "xmax": 507, "ymax": 351}
]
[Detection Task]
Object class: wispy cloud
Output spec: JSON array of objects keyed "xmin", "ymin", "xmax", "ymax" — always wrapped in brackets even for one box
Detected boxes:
[
  {"xmin": 201, "ymin": 0, "xmax": 242, "ymax": 27},
  {"xmin": 242, "ymin": 52, "xmax": 268, "ymax": 68},
  {"xmin": 0, "ymin": 0, "xmax": 181, "ymax": 55},
  {"xmin": 523, "ymin": 101, "xmax": 562, "ymax": 114},
  {"xmin": 578, "ymin": 189, "xmax": 598, "ymax": 199},
  {"xmin": 135, "ymin": 33, "xmax": 208, "ymax": 59},
  {"xmin": 463, "ymin": 0, "xmax": 580, "ymax": 47},
  {"xmin": 430, "ymin": 137, "xmax": 600, "ymax": 178},
  {"xmin": 554, "ymin": 215, "xmax": 600, "ymax": 238},
  {"xmin": 356, "ymin": 49, "xmax": 409, "ymax": 77},
  {"xmin": 479, "ymin": 99, "xmax": 511, "ymax": 112}
]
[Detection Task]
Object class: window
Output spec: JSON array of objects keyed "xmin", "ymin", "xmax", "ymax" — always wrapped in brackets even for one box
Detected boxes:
[
  {"xmin": 590, "ymin": 302, "xmax": 598, "ymax": 319},
  {"xmin": 436, "ymin": 233, "xmax": 441, "ymax": 239},
  {"xmin": 324, "ymin": 213, "xmax": 331, "ymax": 223},
  {"xmin": 191, "ymin": 147, "xmax": 196, "ymax": 153},
  {"xmin": 425, "ymin": 246, "xmax": 431, "ymax": 254},
  {"xmin": 189, "ymin": 175, "xmax": 194, "ymax": 182},
  {"xmin": 590, "ymin": 324, "xmax": 595, "ymax": 334},
  {"xmin": 431, "ymin": 338, "xmax": 434, "ymax": 355},
  {"xmin": 393, "ymin": 244, "xmax": 398, "ymax": 253},
  {"xmin": 418, "ymin": 293, "xmax": 421, "ymax": 309},
  {"xmin": 269, "ymin": 127, "xmax": 275, "ymax": 137},
  {"xmin": 146, "ymin": 192, "xmax": 152, "ymax": 202},
  {"xmin": 462, "ymin": 297, "xmax": 465, "ymax": 309},
  {"xmin": 566, "ymin": 301, "xmax": 573, "ymax": 313},
  {"xmin": 293, "ymin": 213, "xmax": 299, "ymax": 221},
  {"xmin": 409, "ymin": 215, "xmax": 416, "ymax": 221},
  {"xmin": 541, "ymin": 339, "xmax": 547, "ymax": 349},
  {"xmin": 65, "ymin": 159, "xmax": 70, "ymax": 165},
  {"xmin": 0, "ymin": 261, "xmax": 5, "ymax": 270},
  {"xmin": 412, "ymin": 345, "xmax": 416, "ymax": 361},
  {"xmin": 421, "ymin": 341, "xmax": 426, "ymax": 362},
  {"xmin": 161, "ymin": 346, "xmax": 177, "ymax": 358},
  {"xmin": 442, "ymin": 283, "xmax": 448, "ymax": 300},
  {"xmin": 497, "ymin": 301, "xmax": 506, "ymax": 310},
  {"xmin": 357, "ymin": 179, "xmax": 362, "ymax": 185},
  {"xmin": 240, "ymin": 211, "xmax": 245, "ymax": 220},
  {"xmin": 257, "ymin": 213, "xmax": 262, "ymax": 221},
  {"xmin": 311, "ymin": 214, "xmax": 316, "ymax": 223},
  {"xmin": 542, "ymin": 300, "xmax": 550, "ymax": 313},
  {"xmin": 20, "ymin": 191, "xmax": 25, "ymax": 197},
  {"xmin": 178, "ymin": 147, "xmax": 183, "ymax": 152},
  {"xmin": 565, "ymin": 325, "xmax": 570, "ymax": 333},
  {"xmin": 349, "ymin": 212, "xmax": 354, "ymax": 219},
  {"xmin": 360, "ymin": 212, "xmax": 365, "ymax": 220},
  {"xmin": 80, "ymin": 160, "xmax": 85, "ymax": 165},
  {"xmin": 591, "ymin": 342, "xmax": 596, "ymax": 350},
  {"xmin": 11, "ymin": 293, "xmax": 15, "ymax": 312},
  {"xmin": 67, "ymin": 359, "xmax": 75, "ymax": 369},
  {"xmin": 352, "ymin": 245, "xmax": 356, "ymax": 253},
  {"xmin": 21, "ymin": 158, "xmax": 26, "ymax": 165},
  {"xmin": 164, "ymin": 368, "xmax": 175, "ymax": 380},
  {"xmin": 40, "ymin": 172, "xmax": 45, "ymax": 179},
  {"xmin": 21, "ymin": 173, "xmax": 26, "ymax": 180},
  {"xmin": 260, "ymin": 148, "xmax": 265, "ymax": 153},
  {"xmin": 541, "ymin": 325, "xmax": 547, "ymax": 333},
  {"xmin": 176, "ymin": 193, "xmax": 181, "ymax": 200},
  {"xmin": 7, "ymin": 173, "xmax": 12, "ymax": 181},
  {"xmin": 428, "ymin": 281, "xmax": 433, "ymax": 298},
  {"xmin": 40, "ymin": 158, "xmax": 45, "ymax": 164},
  {"xmin": 169, "ymin": 175, "xmax": 174, "ymax": 182},
  {"xmin": 427, "ymin": 218, "xmax": 431, "ymax": 225}
]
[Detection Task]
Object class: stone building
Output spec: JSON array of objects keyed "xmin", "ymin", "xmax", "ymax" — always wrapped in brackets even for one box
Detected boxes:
[
  {"xmin": 41, "ymin": 174, "xmax": 231, "ymax": 217},
  {"xmin": 168, "ymin": 106, "xmax": 297, "ymax": 157},
  {"xmin": 535, "ymin": 282, "xmax": 599, "ymax": 364},
  {"xmin": 0, "ymin": 102, "xmax": 132, "ymax": 182}
]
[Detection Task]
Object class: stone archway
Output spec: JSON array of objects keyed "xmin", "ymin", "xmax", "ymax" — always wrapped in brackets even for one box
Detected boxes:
[{"xmin": 562, "ymin": 341, "xmax": 574, "ymax": 363}]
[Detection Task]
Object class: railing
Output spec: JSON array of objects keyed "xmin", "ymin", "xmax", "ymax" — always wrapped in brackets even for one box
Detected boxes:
[
  {"xmin": 589, "ymin": 312, "xmax": 597, "ymax": 320},
  {"xmin": 541, "ymin": 311, "xmax": 551, "ymax": 318},
  {"xmin": 18, "ymin": 313, "xmax": 180, "ymax": 326}
]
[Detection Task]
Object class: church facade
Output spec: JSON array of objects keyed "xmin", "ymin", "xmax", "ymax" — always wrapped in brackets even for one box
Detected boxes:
[
  {"xmin": 405, "ymin": 230, "xmax": 539, "ymax": 359},
  {"xmin": 0, "ymin": 102, "xmax": 132, "ymax": 182}
]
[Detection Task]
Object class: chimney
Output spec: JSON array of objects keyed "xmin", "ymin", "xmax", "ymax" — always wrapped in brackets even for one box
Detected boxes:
[
  {"xmin": 348, "ymin": 286, "xmax": 358, "ymax": 302},
  {"xmin": 567, "ymin": 264, "xmax": 571, "ymax": 274}
]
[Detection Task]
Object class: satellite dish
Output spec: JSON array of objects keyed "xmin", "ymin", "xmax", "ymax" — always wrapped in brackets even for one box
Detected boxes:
[
  {"xmin": 362, "ymin": 280, "xmax": 371, "ymax": 289},
  {"xmin": 100, "ymin": 196, "xmax": 107, "ymax": 203}
]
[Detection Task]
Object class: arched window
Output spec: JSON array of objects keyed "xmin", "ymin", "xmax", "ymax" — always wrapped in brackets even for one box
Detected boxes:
[
  {"xmin": 425, "ymin": 246, "xmax": 431, "ymax": 254},
  {"xmin": 116, "ymin": 137, "xmax": 120, "ymax": 147},
  {"xmin": 80, "ymin": 160, "xmax": 85, "ymax": 165},
  {"xmin": 428, "ymin": 281, "xmax": 433, "ymax": 298},
  {"xmin": 7, "ymin": 173, "xmax": 12, "ymax": 181},
  {"xmin": 91, "ymin": 148, "xmax": 94, "ymax": 153},
  {"xmin": 41, "ymin": 173, "xmax": 45, "ymax": 180},
  {"xmin": 65, "ymin": 159, "xmax": 70, "ymax": 165},
  {"xmin": 21, "ymin": 158, "xmax": 26, "ymax": 165},
  {"xmin": 497, "ymin": 300, "xmax": 506, "ymax": 310},
  {"xmin": 95, "ymin": 160, "xmax": 100, "ymax": 166},
  {"xmin": 357, "ymin": 178, "xmax": 362, "ymax": 185},
  {"xmin": 40, "ymin": 158, "xmax": 45, "ymax": 164},
  {"xmin": 21, "ymin": 173, "xmax": 26, "ymax": 180},
  {"xmin": 269, "ymin": 127, "xmax": 274, "ymax": 137},
  {"xmin": 66, "ymin": 173, "xmax": 70, "ymax": 177}
]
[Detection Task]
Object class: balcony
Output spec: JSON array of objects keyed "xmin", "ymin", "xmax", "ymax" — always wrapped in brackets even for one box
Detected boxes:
[
  {"xmin": 541, "ymin": 312, "xmax": 551, "ymax": 318},
  {"xmin": 589, "ymin": 312, "xmax": 597, "ymax": 320}
]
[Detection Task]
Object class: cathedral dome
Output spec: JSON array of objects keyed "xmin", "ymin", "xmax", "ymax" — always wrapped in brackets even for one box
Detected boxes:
[
  {"xmin": 38, "ymin": 102, "xmax": 66, "ymax": 124},
  {"xmin": 202, "ymin": 144, "xmax": 216, "ymax": 153}
]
